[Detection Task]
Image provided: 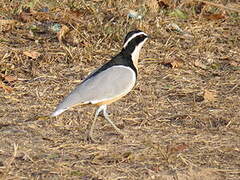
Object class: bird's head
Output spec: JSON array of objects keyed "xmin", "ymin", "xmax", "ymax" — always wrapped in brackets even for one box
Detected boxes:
[{"xmin": 122, "ymin": 30, "xmax": 149, "ymax": 68}]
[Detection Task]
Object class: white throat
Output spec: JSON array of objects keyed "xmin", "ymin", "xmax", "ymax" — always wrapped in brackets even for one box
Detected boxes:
[{"xmin": 131, "ymin": 39, "xmax": 147, "ymax": 70}]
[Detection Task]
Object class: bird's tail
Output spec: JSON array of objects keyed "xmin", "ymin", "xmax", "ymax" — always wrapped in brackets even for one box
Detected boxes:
[{"xmin": 50, "ymin": 108, "xmax": 67, "ymax": 117}]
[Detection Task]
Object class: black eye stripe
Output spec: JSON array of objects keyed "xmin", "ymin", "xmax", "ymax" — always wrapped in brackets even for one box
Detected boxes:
[{"xmin": 124, "ymin": 30, "xmax": 145, "ymax": 44}]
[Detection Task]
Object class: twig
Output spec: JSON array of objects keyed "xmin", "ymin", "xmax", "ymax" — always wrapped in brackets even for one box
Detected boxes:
[
  {"xmin": 166, "ymin": 98, "xmax": 178, "ymax": 113},
  {"xmin": 195, "ymin": 0, "xmax": 240, "ymax": 13},
  {"xmin": 229, "ymin": 83, "xmax": 239, "ymax": 92}
]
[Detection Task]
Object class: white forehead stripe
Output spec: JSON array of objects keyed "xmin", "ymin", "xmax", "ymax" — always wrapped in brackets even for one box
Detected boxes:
[{"xmin": 123, "ymin": 32, "xmax": 148, "ymax": 48}]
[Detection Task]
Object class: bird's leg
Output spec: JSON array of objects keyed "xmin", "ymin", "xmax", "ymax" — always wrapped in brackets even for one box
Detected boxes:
[
  {"xmin": 88, "ymin": 105, "xmax": 105, "ymax": 142},
  {"xmin": 102, "ymin": 105, "xmax": 125, "ymax": 137}
]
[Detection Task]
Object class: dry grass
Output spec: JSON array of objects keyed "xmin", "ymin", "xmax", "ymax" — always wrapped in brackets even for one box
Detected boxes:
[{"xmin": 0, "ymin": 0, "xmax": 240, "ymax": 179}]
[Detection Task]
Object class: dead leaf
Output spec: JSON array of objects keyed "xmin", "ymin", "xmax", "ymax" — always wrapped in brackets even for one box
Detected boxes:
[
  {"xmin": 0, "ymin": 81, "xmax": 13, "ymax": 93},
  {"xmin": 163, "ymin": 58, "xmax": 184, "ymax": 68},
  {"xmin": 171, "ymin": 59, "xmax": 184, "ymax": 68},
  {"xmin": 167, "ymin": 143, "xmax": 189, "ymax": 154},
  {"xmin": 167, "ymin": 23, "xmax": 184, "ymax": 33},
  {"xmin": 203, "ymin": 13, "xmax": 225, "ymax": 20},
  {"xmin": 158, "ymin": 0, "xmax": 172, "ymax": 9},
  {"xmin": 0, "ymin": 19, "xmax": 17, "ymax": 32},
  {"xmin": 57, "ymin": 25, "xmax": 70, "ymax": 42},
  {"xmin": 23, "ymin": 51, "xmax": 41, "ymax": 59},
  {"xmin": 229, "ymin": 60, "xmax": 240, "ymax": 67},
  {"xmin": 4, "ymin": 75, "xmax": 18, "ymax": 82},
  {"xmin": 18, "ymin": 12, "xmax": 33, "ymax": 23},
  {"xmin": 194, "ymin": 60, "xmax": 207, "ymax": 69},
  {"xmin": 68, "ymin": 9, "xmax": 86, "ymax": 18},
  {"xmin": 204, "ymin": 90, "xmax": 217, "ymax": 102}
]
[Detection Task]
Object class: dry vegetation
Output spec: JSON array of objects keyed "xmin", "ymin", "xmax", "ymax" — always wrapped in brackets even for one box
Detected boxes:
[{"xmin": 0, "ymin": 0, "xmax": 240, "ymax": 179}]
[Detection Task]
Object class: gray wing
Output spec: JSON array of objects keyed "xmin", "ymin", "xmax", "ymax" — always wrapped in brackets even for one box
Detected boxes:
[{"xmin": 51, "ymin": 66, "xmax": 136, "ymax": 116}]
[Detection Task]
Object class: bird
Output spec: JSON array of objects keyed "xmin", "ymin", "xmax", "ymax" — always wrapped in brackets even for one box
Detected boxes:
[{"xmin": 51, "ymin": 30, "xmax": 149, "ymax": 141}]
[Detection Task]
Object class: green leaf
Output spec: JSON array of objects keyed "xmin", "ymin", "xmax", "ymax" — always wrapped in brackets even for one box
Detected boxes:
[{"xmin": 169, "ymin": 9, "xmax": 188, "ymax": 19}]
